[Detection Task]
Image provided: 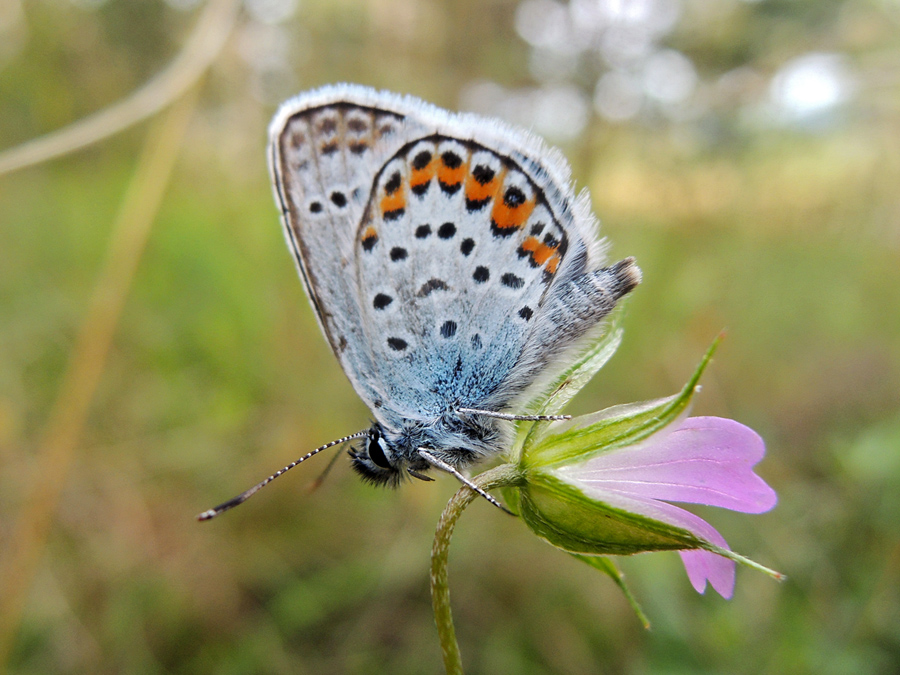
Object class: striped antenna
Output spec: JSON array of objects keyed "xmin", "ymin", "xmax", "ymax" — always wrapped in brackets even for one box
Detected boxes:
[{"xmin": 197, "ymin": 430, "xmax": 368, "ymax": 521}]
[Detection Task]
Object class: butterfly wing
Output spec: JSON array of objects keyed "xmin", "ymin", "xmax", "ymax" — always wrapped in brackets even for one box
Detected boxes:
[
  {"xmin": 269, "ymin": 85, "xmax": 639, "ymax": 425},
  {"xmin": 354, "ymin": 136, "xmax": 562, "ymax": 417},
  {"xmin": 268, "ymin": 86, "xmax": 430, "ymax": 407}
]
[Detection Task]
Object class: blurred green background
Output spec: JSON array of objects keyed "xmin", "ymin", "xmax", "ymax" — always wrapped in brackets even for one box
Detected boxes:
[{"xmin": 1, "ymin": 0, "xmax": 899, "ymax": 672}]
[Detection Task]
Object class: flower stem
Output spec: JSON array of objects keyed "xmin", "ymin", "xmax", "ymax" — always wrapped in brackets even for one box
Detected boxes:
[{"xmin": 431, "ymin": 463, "xmax": 522, "ymax": 675}]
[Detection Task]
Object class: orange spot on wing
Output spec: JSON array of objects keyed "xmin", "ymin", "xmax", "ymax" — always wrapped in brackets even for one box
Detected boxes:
[
  {"xmin": 410, "ymin": 160, "xmax": 436, "ymax": 189},
  {"xmin": 521, "ymin": 235, "xmax": 562, "ymax": 275},
  {"xmin": 491, "ymin": 194, "xmax": 535, "ymax": 231},
  {"xmin": 380, "ymin": 191, "xmax": 406, "ymax": 215},
  {"xmin": 465, "ymin": 174, "xmax": 499, "ymax": 203},
  {"xmin": 362, "ymin": 226, "xmax": 378, "ymax": 241},
  {"xmin": 520, "ymin": 236, "xmax": 557, "ymax": 266},
  {"xmin": 438, "ymin": 160, "xmax": 467, "ymax": 188},
  {"xmin": 546, "ymin": 252, "xmax": 560, "ymax": 274}
]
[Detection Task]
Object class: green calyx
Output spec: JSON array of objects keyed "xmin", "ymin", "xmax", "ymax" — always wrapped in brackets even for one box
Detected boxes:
[
  {"xmin": 508, "ymin": 335, "xmax": 722, "ymax": 558},
  {"xmin": 516, "ymin": 472, "xmax": 705, "ymax": 556}
]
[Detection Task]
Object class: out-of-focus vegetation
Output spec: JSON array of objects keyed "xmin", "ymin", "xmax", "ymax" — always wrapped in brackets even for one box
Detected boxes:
[{"xmin": 1, "ymin": 0, "xmax": 899, "ymax": 672}]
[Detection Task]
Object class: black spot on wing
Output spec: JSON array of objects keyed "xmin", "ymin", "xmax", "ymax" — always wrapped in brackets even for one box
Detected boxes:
[
  {"xmin": 460, "ymin": 238, "xmax": 475, "ymax": 256},
  {"xmin": 385, "ymin": 171, "xmax": 402, "ymax": 194},
  {"xmin": 390, "ymin": 247, "xmax": 408, "ymax": 262},
  {"xmin": 373, "ymin": 294, "xmax": 392, "ymax": 310},
  {"xmin": 440, "ymin": 320, "xmax": 457, "ymax": 338},
  {"xmin": 347, "ymin": 118, "xmax": 367, "ymax": 132},
  {"xmin": 501, "ymin": 273, "xmax": 525, "ymax": 289},
  {"xmin": 288, "ymin": 130, "xmax": 305, "ymax": 148},
  {"xmin": 503, "ymin": 186, "xmax": 526, "ymax": 207},
  {"xmin": 490, "ymin": 220, "xmax": 518, "ymax": 238},
  {"xmin": 473, "ymin": 266, "xmax": 489, "ymax": 284},
  {"xmin": 417, "ymin": 278, "xmax": 449, "ymax": 297},
  {"xmin": 441, "ymin": 151, "xmax": 462, "ymax": 168},
  {"xmin": 362, "ymin": 233, "xmax": 378, "ymax": 251},
  {"xmin": 438, "ymin": 222, "xmax": 456, "ymax": 239},
  {"xmin": 387, "ymin": 337, "xmax": 408, "ymax": 351},
  {"xmin": 472, "ymin": 164, "xmax": 495, "ymax": 185},
  {"xmin": 415, "ymin": 224, "xmax": 432, "ymax": 239}
]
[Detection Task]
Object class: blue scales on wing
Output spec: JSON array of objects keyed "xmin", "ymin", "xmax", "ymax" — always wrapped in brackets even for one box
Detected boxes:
[{"xmin": 355, "ymin": 136, "xmax": 639, "ymax": 423}]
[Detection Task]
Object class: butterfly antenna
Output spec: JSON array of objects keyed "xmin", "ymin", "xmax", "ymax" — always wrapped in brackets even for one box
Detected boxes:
[
  {"xmin": 457, "ymin": 407, "xmax": 571, "ymax": 422},
  {"xmin": 197, "ymin": 430, "xmax": 368, "ymax": 521},
  {"xmin": 417, "ymin": 449, "xmax": 515, "ymax": 516}
]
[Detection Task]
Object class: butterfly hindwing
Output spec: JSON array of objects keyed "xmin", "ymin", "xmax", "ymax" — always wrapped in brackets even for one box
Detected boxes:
[{"xmin": 355, "ymin": 137, "xmax": 573, "ymax": 419}]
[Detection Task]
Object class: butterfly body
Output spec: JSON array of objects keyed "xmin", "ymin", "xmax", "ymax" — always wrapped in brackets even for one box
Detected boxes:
[{"xmin": 268, "ymin": 85, "xmax": 640, "ymax": 486}]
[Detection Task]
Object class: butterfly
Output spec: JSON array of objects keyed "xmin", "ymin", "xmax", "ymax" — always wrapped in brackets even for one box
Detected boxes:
[{"xmin": 198, "ymin": 85, "xmax": 639, "ymax": 519}]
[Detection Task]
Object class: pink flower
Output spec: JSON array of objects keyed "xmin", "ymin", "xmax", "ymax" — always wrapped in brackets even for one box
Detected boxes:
[{"xmin": 553, "ymin": 416, "xmax": 777, "ymax": 598}]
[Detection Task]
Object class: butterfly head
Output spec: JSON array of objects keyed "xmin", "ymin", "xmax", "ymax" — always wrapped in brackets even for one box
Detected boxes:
[{"xmin": 348, "ymin": 423, "xmax": 409, "ymax": 487}]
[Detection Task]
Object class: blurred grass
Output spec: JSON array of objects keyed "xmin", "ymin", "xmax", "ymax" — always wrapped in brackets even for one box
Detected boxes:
[{"xmin": 2, "ymin": 0, "xmax": 900, "ymax": 673}]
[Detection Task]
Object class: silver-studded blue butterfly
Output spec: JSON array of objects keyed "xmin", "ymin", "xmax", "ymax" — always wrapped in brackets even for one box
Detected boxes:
[{"xmin": 198, "ymin": 85, "xmax": 639, "ymax": 519}]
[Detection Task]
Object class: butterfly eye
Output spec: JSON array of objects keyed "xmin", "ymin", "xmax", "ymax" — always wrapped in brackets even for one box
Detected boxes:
[{"xmin": 368, "ymin": 431, "xmax": 392, "ymax": 469}]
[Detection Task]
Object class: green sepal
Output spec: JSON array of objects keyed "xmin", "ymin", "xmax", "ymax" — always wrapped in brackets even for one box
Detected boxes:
[
  {"xmin": 498, "ymin": 483, "xmax": 522, "ymax": 516},
  {"xmin": 570, "ymin": 554, "xmax": 650, "ymax": 629},
  {"xmin": 522, "ymin": 335, "xmax": 721, "ymax": 469},
  {"xmin": 518, "ymin": 473, "xmax": 706, "ymax": 555}
]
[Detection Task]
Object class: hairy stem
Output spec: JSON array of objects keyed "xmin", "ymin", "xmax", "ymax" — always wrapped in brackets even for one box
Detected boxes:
[{"xmin": 430, "ymin": 463, "xmax": 522, "ymax": 675}]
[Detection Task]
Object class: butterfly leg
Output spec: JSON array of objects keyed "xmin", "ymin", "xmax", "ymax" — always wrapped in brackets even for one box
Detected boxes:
[
  {"xmin": 418, "ymin": 449, "xmax": 514, "ymax": 516},
  {"xmin": 457, "ymin": 407, "xmax": 571, "ymax": 422}
]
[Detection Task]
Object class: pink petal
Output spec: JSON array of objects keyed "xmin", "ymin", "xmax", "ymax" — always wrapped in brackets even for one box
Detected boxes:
[
  {"xmin": 558, "ymin": 417, "xmax": 776, "ymax": 514},
  {"xmin": 679, "ymin": 549, "xmax": 735, "ymax": 598},
  {"xmin": 557, "ymin": 477, "xmax": 738, "ymax": 598}
]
